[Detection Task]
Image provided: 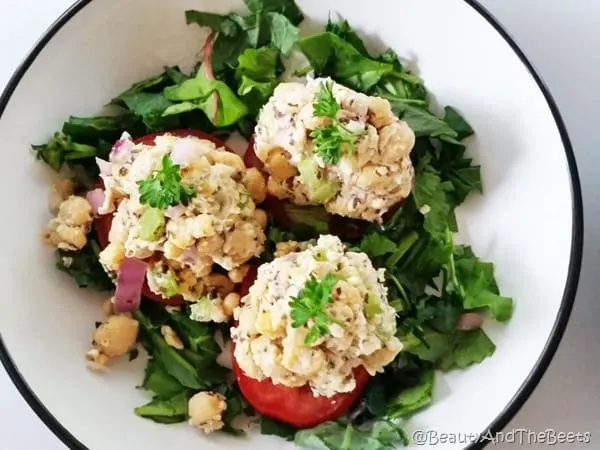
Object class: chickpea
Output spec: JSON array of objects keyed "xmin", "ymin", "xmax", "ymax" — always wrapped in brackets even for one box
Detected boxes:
[
  {"xmin": 274, "ymin": 241, "xmax": 300, "ymax": 257},
  {"xmin": 57, "ymin": 195, "xmax": 93, "ymax": 227},
  {"xmin": 93, "ymin": 315, "xmax": 139, "ymax": 358},
  {"xmin": 55, "ymin": 224, "xmax": 88, "ymax": 251},
  {"xmin": 368, "ymin": 97, "xmax": 395, "ymax": 129},
  {"xmin": 228, "ymin": 263, "xmax": 250, "ymax": 283},
  {"xmin": 196, "ymin": 234, "xmax": 224, "ymax": 256},
  {"xmin": 211, "ymin": 151, "xmax": 245, "ymax": 173},
  {"xmin": 378, "ymin": 120, "xmax": 416, "ymax": 163},
  {"xmin": 223, "ymin": 222, "xmax": 263, "ymax": 265},
  {"xmin": 164, "ymin": 241, "xmax": 184, "ymax": 259},
  {"xmin": 101, "ymin": 298, "xmax": 114, "ymax": 317},
  {"xmin": 48, "ymin": 179, "xmax": 75, "ymax": 215},
  {"xmin": 188, "ymin": 392, "xmax": 227, "ymax": 433},
  {"xmin": 85, "ymin": 348, "xmax": 110, "ymax": 371},
  {"xmin": 265, "ymin": 148, "xmax": 296, "ymax": 180},
  {"xmin": 223, "ymin": 293, "xmax": 241, "ymax": 317},
  {"xmin": 99, "ymin": 242, "xmax": 125, "ymax": 272},
  {"xmin": 204, "ymin": 274, "xmax": 235, "ymax": 297},
  {"xmin": 241, "ymin": 168, "xmax": 267, "ymax": 204},
  {"xmin": 267, "ymin": 176, "xmax": 290, "ymax": 199},
  {"xmin": 161, "ymin": 325, "xmax": 184, "ymax": 350},
  {"xmin": 252, "ymin": 209, "xmax": 268, "ymax": 229}
]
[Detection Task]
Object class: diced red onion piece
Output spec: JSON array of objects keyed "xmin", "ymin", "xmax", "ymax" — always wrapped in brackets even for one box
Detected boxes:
[
  {"xmin": 110, "ymin": 132, "xmax": 135, "ymax": 161},
  {"xmin": 86, "ymin": 188, "xmax": 105, "ymax": 215},
  {"xmin": 165, "ymin": 205, "xmax": 185, "ymax": 219},
  {"xmin": 456, "ymin": 312, "xmax": 484, "ymax": 330},
  {"xmin": 95, "ymin": 157, "xmax": 112, "ymax": 177},
  {"xmin": 225, "ymin": 132, "xmax": 249, "ymax": 157},
  {"xmin": 170, "ymin": 138, "xmax": 198, "ymax": 166},
  {"xmin": 113, "ymin": 258, "xmax": 148, "ymax": 313}
]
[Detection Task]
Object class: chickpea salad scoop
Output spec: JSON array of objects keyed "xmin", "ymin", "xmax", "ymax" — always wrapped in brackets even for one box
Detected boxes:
[{"xmin": 34, "ymin": 1, "xmax": 514, "ymax": 447}]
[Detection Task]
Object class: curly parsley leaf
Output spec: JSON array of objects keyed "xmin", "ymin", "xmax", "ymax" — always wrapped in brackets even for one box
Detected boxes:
[
  {"xmin": 138, "ymin": 155, "xmax": 196, "ymax": 210},
  {"xmin": 290, "ymin": 273, "xmax": 338, "ymax": 345},
  {"xmin": 310, "ymin": 80, "xmax": 364, "ymax": 164}
]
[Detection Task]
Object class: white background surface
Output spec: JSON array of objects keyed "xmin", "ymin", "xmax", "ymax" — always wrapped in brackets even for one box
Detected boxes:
[{"xmin": 0, "ymin": 1, "xmax": 598, "ymax": 449}]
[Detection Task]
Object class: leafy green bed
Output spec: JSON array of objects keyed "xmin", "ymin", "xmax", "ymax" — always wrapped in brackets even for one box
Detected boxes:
[{"xmin": 34, "ymin": 0, "xmax": 513, "ymax": 448}]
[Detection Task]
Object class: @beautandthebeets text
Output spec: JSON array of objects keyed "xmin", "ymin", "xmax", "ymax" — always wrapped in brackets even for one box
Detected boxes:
[{"xmin": 411, "ymin": 428, "xmax": 592, "ymax": 446}]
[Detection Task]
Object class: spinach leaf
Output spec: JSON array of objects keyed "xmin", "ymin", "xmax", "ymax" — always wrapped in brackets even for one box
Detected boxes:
[
  {"xmin": 141, "ymin": 359, "xmax": 186, "ymax": 400},
  {"xmin": 237, "ymin": 47, "xmax": 279, "ymax": 80},
  {"xmin": 360, "ymin": 234, "xmax": 398, "ymax": 258},
  {"xmin": 244, "ymin": 0, "xmax": 304, "ymax": 25},
  {"xmin": 391, "ymin": 102, "xmax": 457, "ymax": 138},
  {"xmin": 163, "ymin": 72, "xmax": 249, "ymax": 127},
  {"xmin": 443, "ymin": 106, "xmax": 474, "ymax": 141},
  {"xmin": 265, "ymin": 13, "xmax": 300, "ymax": 55},
  {"xmin": 387, "ymin": 370, "xmax": 434, "ymax": 419},
  {"xmin": 134, "ymin": 391, "xmax": 189, "ymax": 424},
  {"xmin": 298, "ymin": 33, "xmax": 393, "ymax": 91},
  {"xmin": 325, "ymin": 18, "xmax": 369, "ymax": 56},
  {"xmin": 33, "ymin": 133, "xmax": 97, "ymax": 171},
  {"xmin": 238, "ymin": 76, "xmax": 278, "ymax": 114},
  {"xmin": 217, "ymin": 384, "xmax": 252, "ymax": 436},
  {"xmin": 260, "ymin": 416, "xmax": 297, "ymax": 440},
  {"xmin": 120, "ymin": 92, "xmax": 175, "ymax": 128},
  {"xmin": 61, "ymin": 116, "xmax": 134, "ymax": 146},
  {"xmin": 55, "ymin": 238, "xmax": 113, "ymax": 291},
  {"xmin": 402, "ymin": 328, "xmax": 496, "ymax": 371},
  {"xmin": 166, "ymin": 309, "xmax": 219, "ymax": 359},
  {"xmin": 412, "ymin": 171, "xmax": 454, "ymax": 241},
  {"xmin": 185, "ymin": 11, "xmax": 239, "ymax": 37},
  {"xmin": 438, "ymin": 328, "xmax": 496, "ymax": 370},
  {"xmin": 295, "ymin": 419, "xmax": 408, "ymax": 450},
  {"xmin": 112, "ymin": 68, "xmax": 181, "ymax": 103},
  {"xmin": 133, "ymin": 309, "xmax": 206, "ymax": 390},
  {"xmin": 445, "ymin": 245, "xmax": 513, "ymax": 322}
]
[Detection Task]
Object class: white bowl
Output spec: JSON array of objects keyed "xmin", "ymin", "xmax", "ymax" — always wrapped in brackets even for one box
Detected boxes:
[{"xmin": 0, "ymin": 0, "xmax": 583, "ymax": 449}]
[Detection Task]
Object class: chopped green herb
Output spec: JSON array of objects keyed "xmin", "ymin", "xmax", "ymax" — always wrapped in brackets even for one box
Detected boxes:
[
  {"xmin": 138, "ymin": 155, "xmax": 196, "ymax": 210},
  {"xmin": 310, "ymin": 80, "xmax": 365, "ymax": 164},
  {"xmin": 290, "ymin": 273, "xmax": 338, "ymax": 345}
]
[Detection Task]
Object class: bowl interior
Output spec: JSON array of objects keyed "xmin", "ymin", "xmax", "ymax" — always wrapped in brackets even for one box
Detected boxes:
[{"xmin": 0, "ymin": 0, "xmax": 576, "ymax": 449}]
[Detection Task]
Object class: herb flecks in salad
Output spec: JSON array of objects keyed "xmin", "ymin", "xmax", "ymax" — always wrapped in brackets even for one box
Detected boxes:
[{"xmin": 34, "ymin": 0, "xmax": 513, "ymax": 448}]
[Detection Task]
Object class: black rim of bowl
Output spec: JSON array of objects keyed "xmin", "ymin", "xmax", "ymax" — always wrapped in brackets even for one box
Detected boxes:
[{"xmin": 0, "ymin": 1, "xmax": 584, "ymax": 449}]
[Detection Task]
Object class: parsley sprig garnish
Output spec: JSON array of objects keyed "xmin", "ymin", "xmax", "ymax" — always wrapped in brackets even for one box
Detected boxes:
[
  {"xmin": 290, "ymin": 273, "xmax": 339, "ymax": 345},
  {"xmin": 137, "ymin": 155, "xmax": 196, "ymax": 209},
  {"xmin": 310, "ymin": 81, "xmax": 365, "ymax": 165}
]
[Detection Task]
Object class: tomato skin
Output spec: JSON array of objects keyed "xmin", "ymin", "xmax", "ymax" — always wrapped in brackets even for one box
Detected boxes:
[
  {"xmin": 132, "ymin": 128, "xmax": 230, "ymax": 148},
  {"xmin": 243, "ymin": 136, "xmax": 264, "ymax": 172},
  {"xmin": 234, "ymin": 359, "xmax": 370, "ymax": 428}
]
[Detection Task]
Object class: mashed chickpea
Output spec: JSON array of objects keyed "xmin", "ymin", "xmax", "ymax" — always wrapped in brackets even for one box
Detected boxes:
[
  {"xmin": 231, "ymin": 235, "xmax": 402, "ymax": 398},
  {"xmin": 254, "ymin": 77, "xmax": 416, "ymax": 223},
  {"xmin": 96, "ymin": 133, "xmax": 267, "ymax": 317}
]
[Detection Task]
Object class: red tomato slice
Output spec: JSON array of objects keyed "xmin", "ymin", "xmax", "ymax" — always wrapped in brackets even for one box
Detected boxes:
[
  {"xmin": 233, "ymin": 264, "xmax": 371, "ymax": 428},
  {"xmin": 132, "ymin": 128, "xmax": 229, "ymax": 148},
  {"xmin": 243, "ymin": 135, "xmax": 264, "ymax": 172},
  {"xmin": 234, "ymin": 359, "xmax": 370, "ymax": 428},
  {"xmin": 93, "ymin": 129, "xmax": 236, "ymax": 306}
]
